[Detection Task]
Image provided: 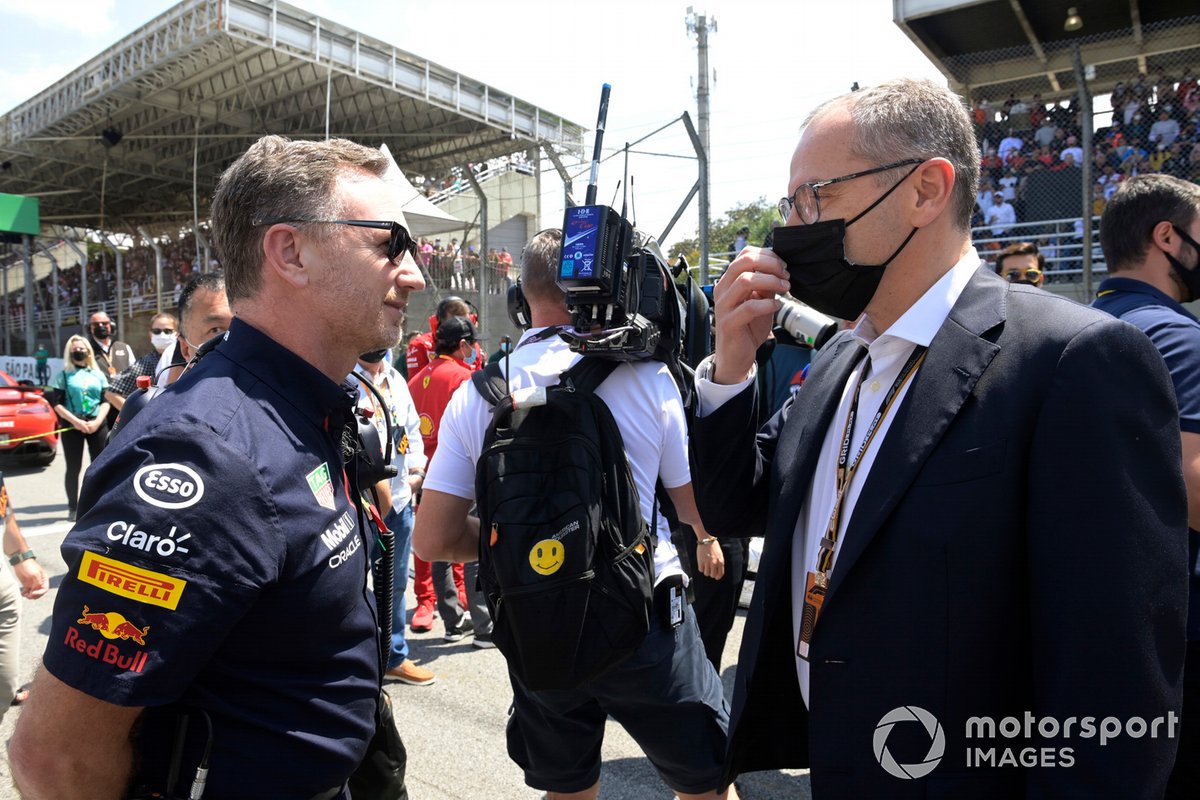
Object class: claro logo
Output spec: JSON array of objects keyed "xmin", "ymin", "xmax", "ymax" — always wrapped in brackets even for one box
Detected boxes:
[{"xmin": 133, "ymin": 464, "xmax": 206, "ymax": 509}]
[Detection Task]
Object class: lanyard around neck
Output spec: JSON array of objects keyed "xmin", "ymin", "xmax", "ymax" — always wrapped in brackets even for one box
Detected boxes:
[{"xmin": 815, "ymin": 344, "xmax": 927, "ymax": 575}]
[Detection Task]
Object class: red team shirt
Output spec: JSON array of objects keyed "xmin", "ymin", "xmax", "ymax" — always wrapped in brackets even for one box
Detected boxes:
[
  {"xmin": 406, "ymin": 330, "xmax": 485, "ymax": 376},
  {"xmin": 408, "ymin": 355, "xmax": 474, "ymax": 460}
]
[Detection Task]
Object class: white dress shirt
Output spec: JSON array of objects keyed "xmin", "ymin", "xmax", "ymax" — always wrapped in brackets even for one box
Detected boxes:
[{"xmin": 695, "ymin": 247, "xmax": 981, "ymax": 706}]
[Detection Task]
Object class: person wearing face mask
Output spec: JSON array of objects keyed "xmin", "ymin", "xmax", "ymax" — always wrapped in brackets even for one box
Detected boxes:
[
  {"xmin": 1092, "ymin": 174, "xmax": 1200, "ymax": 800},
  {"xmin": 407, "ymin": 315, "xmax": 492, "ymax": 644},
  {"xmin": 107, "ymin": 312, "xmax": 178, "ymax": 402},
  {"xmin": 87, "ymin": 312, "xmax": 135, "ymax": 425},
  {"xmin": 690, "ymin": 78, "xmax": 1186, "ymax": 796},
  {"xmin": 48, "ymin": 336, "xmax": 111, "ymax": 522}
]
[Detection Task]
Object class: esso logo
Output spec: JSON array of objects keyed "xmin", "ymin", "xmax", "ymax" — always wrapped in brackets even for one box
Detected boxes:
[{"xmin": 133, "ymin": 464, "xmax": 206, "ymax": 509}]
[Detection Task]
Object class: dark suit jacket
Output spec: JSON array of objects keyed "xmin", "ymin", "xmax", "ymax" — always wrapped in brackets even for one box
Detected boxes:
[{"xmin": 692, "ymin": 267, "xmax": 1189, "ymax": 799}]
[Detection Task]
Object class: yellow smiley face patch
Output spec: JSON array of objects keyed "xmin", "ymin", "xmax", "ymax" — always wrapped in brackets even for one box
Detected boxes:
[{"xmin": 529, "ymin": 539, "xmax": 564, "ymax": 576}]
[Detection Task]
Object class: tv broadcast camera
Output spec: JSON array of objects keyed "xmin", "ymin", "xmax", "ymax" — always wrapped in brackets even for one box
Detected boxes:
[{"xmin": 555, "ymin": 85, "xmax": 699, "ymax": 366}]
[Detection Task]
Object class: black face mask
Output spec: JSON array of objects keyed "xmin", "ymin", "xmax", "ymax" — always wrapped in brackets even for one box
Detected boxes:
[
  {"xmin": 1166, "ymin": 225, "xmax": 1200, "ymax": 302},
  {"xmin": 359, "ymin": 349, "xmax": 388, "ymax": 364},
  {"xmin": 771, "ymin": 169, "xmax": 920, "ymax": 320},
  {"xmin": 91, "ymin": 325, "xmax": 110, "ymax": 338},
  {"xmin": 71, "ymin": 351, "xmax": 88, "ymax": 362}
]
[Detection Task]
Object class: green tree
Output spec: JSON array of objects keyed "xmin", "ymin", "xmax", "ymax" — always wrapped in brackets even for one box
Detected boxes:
[{"xmin": 668, "ymin": 197, "xmax": 778, "ymax": 282}]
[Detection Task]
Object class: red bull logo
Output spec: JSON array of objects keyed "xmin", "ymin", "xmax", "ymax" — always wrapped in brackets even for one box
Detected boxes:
[
  {"xmin": 76, "ymin": 605, "xmax": 150, "ymax": 645},
  {"xmin": 64, "ymin": 622, "xmax": 149, "ymax": 673},
  {"xmin": 77, "ymin": 551, "xmax": 186, "ymax": 610}
]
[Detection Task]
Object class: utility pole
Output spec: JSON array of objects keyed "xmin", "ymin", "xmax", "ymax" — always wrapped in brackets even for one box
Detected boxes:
[{"xmin": 686, "ymin": 7, "xmax": 715, "ymax": 285}]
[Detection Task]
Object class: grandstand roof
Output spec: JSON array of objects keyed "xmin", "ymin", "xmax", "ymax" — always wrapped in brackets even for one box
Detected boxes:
[
  {"xmin": 894, "ymin": 0, "xmax": 1199, "ymax": 101},
  {"xmin": 0, "ymin": 0, "xmax": 585, "ymax": 237}
]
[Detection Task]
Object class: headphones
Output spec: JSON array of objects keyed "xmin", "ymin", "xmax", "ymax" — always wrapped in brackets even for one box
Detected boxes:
[
  {"xmin": 507, "ymin": 282, "xmax": 531, "ymax": 330},
  {"xmin": 429, "ymin": 296, "xmax": 480, "ymax": 335}
]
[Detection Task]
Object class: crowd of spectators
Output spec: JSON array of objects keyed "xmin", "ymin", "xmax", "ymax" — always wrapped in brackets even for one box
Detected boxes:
[
  {"xmin": 412, "ymin": 152, "xmax": 535, "ymax": 200},
  {"xmin": 1, "ymin": 234, "xmax": 213, "ymax": 329},
  {"xmin": 969, "ymin": 67, "xmax": 1199, "ymax": 279},
  {"xmin": 416, "ymin": 237, "xmax": 517, "ymax": 293}
]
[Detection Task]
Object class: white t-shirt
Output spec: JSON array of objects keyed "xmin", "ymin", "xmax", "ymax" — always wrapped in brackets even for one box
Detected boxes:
[
  {"xmin": 424, "ymin": 329, "xmax": 690, "ymax": 584},
  {"xmin": 998, "ymin": 175, "xmax": 1019, "ymax": 200}
]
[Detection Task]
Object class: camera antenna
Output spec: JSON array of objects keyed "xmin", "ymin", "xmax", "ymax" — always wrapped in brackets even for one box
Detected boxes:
[
  {"xmin": 584, "ymin": 84, "xmax": 610, "ymax": 206},
  {"xmin": 610, "ymin": 180, "xmax": 622, "ymax": 210},
  {"xmin": 621, "ymin": 142, "xmax": 630, "ymax": 220},
  {"xmin": 629, "ymin": 176, "xmax": 637, "ymax": 229}
]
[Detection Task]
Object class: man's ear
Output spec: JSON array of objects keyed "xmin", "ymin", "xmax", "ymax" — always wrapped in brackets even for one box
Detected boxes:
[
  {"xmin": 1151, "ymin": 220, "xmax": 1179, "ymax": 254},
  {"xmin": 910, "ymin": 157, "xmax": 956, "ymax": 227},
  {"xmin": 260, "ymin": 224, "xmax": 311, "ymax": 289}
]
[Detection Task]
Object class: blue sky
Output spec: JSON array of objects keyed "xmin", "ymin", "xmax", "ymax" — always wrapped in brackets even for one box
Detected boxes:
[{"xmin": 0, "ymin": 0, "xmax": 946, "ymax": 247}]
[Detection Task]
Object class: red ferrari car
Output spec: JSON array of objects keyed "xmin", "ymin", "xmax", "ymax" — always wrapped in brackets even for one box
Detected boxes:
[{"xmin": 0, "ymin": 370, "xmax": 58, "ymax": 466}]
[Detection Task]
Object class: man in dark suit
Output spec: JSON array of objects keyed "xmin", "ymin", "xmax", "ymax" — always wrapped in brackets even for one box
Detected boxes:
[{"xmin": 691, "ymin": 78, "xmax": 1188, "ymax": 798}]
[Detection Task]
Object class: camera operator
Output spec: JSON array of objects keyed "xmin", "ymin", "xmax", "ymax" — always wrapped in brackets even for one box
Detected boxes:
[
  {"xmin": 413, "ymin": 228, "xmax": 734, "ymax": 800},
  {"xmin": 11, "ymin": 134, "xmax": 425, "ymax": 799},
  {"xmin": 1092, "ymin": 174, "xmax": 1200, "ymax": 798}
]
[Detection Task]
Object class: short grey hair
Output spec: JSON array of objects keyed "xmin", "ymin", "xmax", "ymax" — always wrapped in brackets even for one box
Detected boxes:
[
  {"xmin": 805, "ymin": 78, "xmax": 980, "ymax": 231},
  {"xmin": 210, "ymin": 135, "xmax": 391, "ymax": 303},
  {"xmin": 520, "ymin": 229, "xmax": 565, "ymax": 305}
]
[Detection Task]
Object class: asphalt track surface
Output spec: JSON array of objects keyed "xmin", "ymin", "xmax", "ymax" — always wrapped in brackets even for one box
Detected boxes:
[{"xmin": 0, "ymin": 454, "xmax": 810, "ymax": 799}]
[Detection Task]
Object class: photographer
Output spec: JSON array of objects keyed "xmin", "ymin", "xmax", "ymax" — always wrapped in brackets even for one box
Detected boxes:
[
  {"xmin": 11, "ymin": 135, "xmax": 425, "ymax": 799},
  {"xmin": 413, "ymin": 229, "xmax": 735, "ymax": 799}
]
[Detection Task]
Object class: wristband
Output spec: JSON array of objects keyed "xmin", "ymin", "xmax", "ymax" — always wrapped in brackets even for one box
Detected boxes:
[
  {"xmin": 7, "ymin": 550, "xmax": 35, "ymax": 566},
  {"xmin": 696, "ymin": 537, "xmax": 717, "ymax": 546}
]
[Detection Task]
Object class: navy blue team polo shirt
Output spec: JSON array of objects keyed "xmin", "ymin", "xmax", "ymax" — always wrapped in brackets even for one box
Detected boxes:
[
  {"xmin": 1094, "ymin": 276, "xmax": 1200, "ymax": 640},
  {"xmin": 45, "ymin": 317, "xmax": 381, "ymax": 798}
]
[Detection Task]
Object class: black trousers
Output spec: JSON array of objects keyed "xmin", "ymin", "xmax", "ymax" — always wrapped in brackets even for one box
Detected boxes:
[
  {"xmin": 61, "ymin": 426, "xmax": 107, "ymax": 512},
  {"xmin": 681, "ymin": 533, "xmax": 750, "ymax": 673}
]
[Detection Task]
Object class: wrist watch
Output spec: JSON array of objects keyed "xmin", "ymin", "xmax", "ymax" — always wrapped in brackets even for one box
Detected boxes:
[{"xmin": 8, "ymin": 550, "xmax": 35, "ymax": 566}]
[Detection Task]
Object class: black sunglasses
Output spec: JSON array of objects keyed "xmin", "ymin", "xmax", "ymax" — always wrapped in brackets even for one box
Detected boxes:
[
  {"xmin": 150, "ymin": 327, "xmax": 175, "ymax": 335},
  {"xmin": 253, "ymin": 218, "xmax": 419, "ymax": 264}
]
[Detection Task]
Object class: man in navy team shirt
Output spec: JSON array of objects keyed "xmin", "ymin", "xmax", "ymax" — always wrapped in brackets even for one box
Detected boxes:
[{"xmin": 10, "ymin": 135, "xmax": 425, "ymax": 799}]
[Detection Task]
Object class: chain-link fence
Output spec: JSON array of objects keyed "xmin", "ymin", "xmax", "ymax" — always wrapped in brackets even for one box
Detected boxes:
[
  {"xmin": 0, "ymin": 231, "xmax": 200, "ymax": 358},
  {"xmin": 945, "ymin": 15, "xmax": 1199, "ymax": 298}
]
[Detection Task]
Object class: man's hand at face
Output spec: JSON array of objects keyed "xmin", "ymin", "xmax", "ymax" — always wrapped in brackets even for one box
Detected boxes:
[{"xmin": 712, "ymin": 247, "xmax": 789, "ymax": 385}]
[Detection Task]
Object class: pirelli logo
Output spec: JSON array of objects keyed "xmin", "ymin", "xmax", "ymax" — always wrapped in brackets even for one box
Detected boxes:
[{"xmin": 77, "ymin": 552, "xmax": 186, "ymax": 610}]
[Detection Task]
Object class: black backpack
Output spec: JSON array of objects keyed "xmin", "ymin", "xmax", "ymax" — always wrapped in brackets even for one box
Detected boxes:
[{"xmin": 471, "ymin": 357, "xmax": 656, "ymax": 691}]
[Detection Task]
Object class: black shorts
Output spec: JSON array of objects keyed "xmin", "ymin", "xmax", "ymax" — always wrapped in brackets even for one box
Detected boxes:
[{"xmin": 505, "ymin": 596, "xmax": 729, "ymax": 794}]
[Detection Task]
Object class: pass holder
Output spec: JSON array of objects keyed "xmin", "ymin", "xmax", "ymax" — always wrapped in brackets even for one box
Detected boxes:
[{"xmin": 797, "ymin": 570, "xmax": 827, "ymax": 661}]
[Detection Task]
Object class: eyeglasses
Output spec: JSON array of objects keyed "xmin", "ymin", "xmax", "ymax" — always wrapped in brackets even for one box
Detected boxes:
[
  {"xmin": 150, "ymin": 328, "xmax": 175, "ymax": 335},
  {"xmin": 1003, "ymin": 268, "xmax": 1042, "ymax": 283},
  {"xmin": 252, "ymin": 218, "xmax": 419, "ymax": 264},
  {"xmin": 778, "ymin": 158, "xmax": 925, "ymax": 224}
]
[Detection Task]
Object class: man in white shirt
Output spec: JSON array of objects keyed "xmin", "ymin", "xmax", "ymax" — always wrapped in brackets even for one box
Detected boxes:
[
  {"xmin": 1059, "ymin": 134, "xmax": 1084, "ymax": 165},
  {"xmin": 984, "ymin": 191, "xmax": 1016, "ymax": 236},
  {"xmin": 1150, "ymin": 110, "xmax": 1182, "ymax": 148},
  {"xmin": 691, "ymin": 77, "xmax": 1187, "ymax": 797},
  {"xmin": 997, "ymin": 131, "xmax": 1024, "ymax": 163},
  {"xmin": 352, "ymin": 349, "xmax": 434, "ymax": 686},
  {"xmin": 413, "ymin": 230, "xmax": 735, "ymax": 800}
]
